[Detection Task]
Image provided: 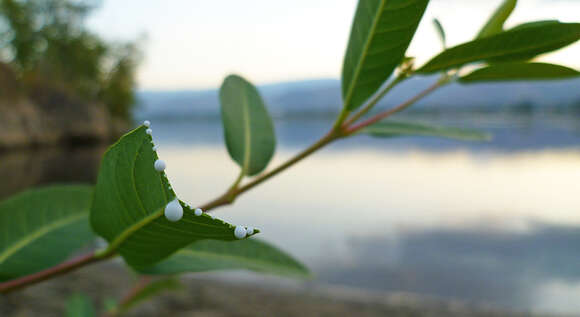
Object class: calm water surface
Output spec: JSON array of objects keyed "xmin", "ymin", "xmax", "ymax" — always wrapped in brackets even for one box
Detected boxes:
[
  {"xmin": 2, "ymin": 115, "xmax": 580, "ymax": 314},
  {"xmin": 152, "ymin": 116, "xmax": 580, "ymax": 315}
]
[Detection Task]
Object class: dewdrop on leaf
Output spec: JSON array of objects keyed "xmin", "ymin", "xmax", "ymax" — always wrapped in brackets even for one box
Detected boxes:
[
  {"xmin": 234, "ymin": 226, "xmax": 247, "ymax": 239},
  {"xmin": 164, "ymin": 199, "xmax": 183, "ymax": 222},
  {"xmin": 146, "ymin": 128, "xmax": 153, "ymax": 135},
  {"xmin": 143, "ymin": 120, "xmax": 151, "ymax": 127},
  {"xmin": 194, "ymin": 208, "xmax": 203, "ymax": 216},
  {"xmin": 154, "ymin": 160, "xmax": 166, "ymax": 172},
  {"xmin": 246, "ymin": 227, "xmax": 254, "ymax": 235},
  {"xmin": 152, "ymin": 145, "xmax": 158, "ymax": 151}
]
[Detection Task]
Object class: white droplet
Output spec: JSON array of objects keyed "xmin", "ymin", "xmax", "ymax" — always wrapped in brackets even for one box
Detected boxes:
[
  {"xmin": 143, "ymin": 120, "xmax": 151, "ymax": 127},
  {"xmin": 152, "ymin": 145, "xmax": 158, "ymax": 151},
  {"xmin": 246, "ymin": 227, "xmax": 254, "ymax": 235},
  {"xmin": 168, "ymin": 185, "xmax": 172, "ymax": 190},
  {"xmin": 194, "ymin": 208, "xmax": 203, "ymax": 216},
  {"xmin": 234, "ymin": 226, "xmax": 247, "ymax": 239},
  {"xmin": 164, "ymin": 199, "xmax": 183, "ymax": 222},
  {"xmin": 146, "ymin": 128, "xmax": 153, "ymax": 135},
  {"xmin": 154, "ymin": 160, "xmax": 166, "ymax": 172}
]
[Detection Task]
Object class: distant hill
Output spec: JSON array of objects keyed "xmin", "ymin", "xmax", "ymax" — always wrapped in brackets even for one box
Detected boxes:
[{"xmin": 136, "ymin": 76, "xmax": 580, "ymax": 119}]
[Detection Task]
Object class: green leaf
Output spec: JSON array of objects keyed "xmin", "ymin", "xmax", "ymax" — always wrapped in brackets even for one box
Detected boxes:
[
  {"xmin": 65, "ymin": 294, "xmax": 95, "ymax": 317},
  {"xmin": 363, "ymin": 121, "xmax": 491, "ymax": 141},
  {"xmin": 341, "ymin": 0, "xmax": 429, "ymax": 111},
  {"xmin": 140, "ymin": 238, "xmax": 310, "ymax": 278},
  {"xmin": 90, "ymin": 126, "xmax": 258, "ymax": 269},
  {"xmin": 219, "ymin": 75, "xmax": 276, "ymax": 176},
  {"xmin": 118, "ymin": 278, "xmax": 182, "ymax": 314},
  {"xmin": 0, "ymin": 185, "xmax": 94, "ymax": 282},
  {"xmin": 476, "ymin": 0, "xmax": 517, "ymax": 38},
  {"xmin": 418, "ymin": 22, "xmax": 580, "ymax": 73},
  {"xmin": 510, "ymin": 20, "xmax": 559, "ymax": 31},
  {"xmin": 433, "ymin": 18, "xmax": 446, "ymax": 49},
  {"xmin": 460, "ymin": 62, "xmax": 580, "ymax": 83}
]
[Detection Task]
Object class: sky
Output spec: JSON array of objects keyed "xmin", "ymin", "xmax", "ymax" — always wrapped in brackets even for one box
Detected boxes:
[{"xmin": 87, "ymin": 0, "xmax": 580, "ymax": 90}]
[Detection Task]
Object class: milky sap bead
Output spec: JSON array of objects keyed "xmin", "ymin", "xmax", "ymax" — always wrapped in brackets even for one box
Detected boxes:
[
  {"xmin": 246, "ymin": 227, "xmax": 254, "ymax": 235},
  {"xmin": 143, "ymin": 120, "xmax": 151, "ymax": 127},
  {"xmin": 154, "ymin": 160, "xmax": 166, "ymax": 172},
  {"xmin": 194, "ymin": 208, "xmax": 203, "ymax": 216},
  {"xmin": 164, "ymin": 199, "xmax": 183, "ymax": 222},
  {"xmin": 234, "ymin": 226, "xmax": 247, "ymax": 239},
  {"xmin": 146, "ymin": 128, "xmax": 153, "ymax": 135}
]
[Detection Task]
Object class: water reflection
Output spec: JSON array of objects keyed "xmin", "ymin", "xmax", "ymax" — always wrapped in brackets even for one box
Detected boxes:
[
  {"xmin": 2, "ymin": 116, "xmax": 580, "ymax": 314},
  {"xmin": 158, "ymin": 139, "xmax": 580, "ymax": 314},
  {"xmin": 320, "ymin": 224, "xmax": 580, "ymax": 313}
]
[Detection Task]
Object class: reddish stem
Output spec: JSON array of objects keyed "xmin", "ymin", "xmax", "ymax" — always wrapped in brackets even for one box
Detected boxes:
[
  {"xmin": 345, "ymin": 80, "xmax": 443, "ymax": 134},
  {"xmin": 0, "ymin": 78, "xmax": 444, "ymax": 294},
  {"xmin": 0, "ymin": 252, "xmax": 105, "ymax": 294}
]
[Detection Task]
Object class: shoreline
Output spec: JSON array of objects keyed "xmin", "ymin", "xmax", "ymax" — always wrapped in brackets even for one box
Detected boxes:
[{"xmin": 0, "ymin": 263, "xmax": 558, "ymax": 317}]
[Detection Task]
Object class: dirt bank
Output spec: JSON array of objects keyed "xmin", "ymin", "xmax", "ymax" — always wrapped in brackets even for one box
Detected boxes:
[
  {"xmin": 0, "ymin": 263, "xmax": 550, "ymax": 317},
  {"xmin": 0, "ymin": 63, "xmax": 127, "ymax": 150}
]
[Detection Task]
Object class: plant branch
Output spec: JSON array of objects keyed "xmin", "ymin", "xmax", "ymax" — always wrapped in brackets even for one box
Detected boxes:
[
  {"xmin": 345, "ymin": 77, "xmax": 448, "ymax": 135},
  {"xmin": 227, "ymin": 169, "xmax": 245, "ymax": 195},
  {"xmin": 99, "ymin": 276, "xmax": 153, "ymax": 317},
  {"xmin": 0, "ymin": 251, "xmax": 110, "ymax": 294},
  {"xmin": 0, "ymin": 74, "xmax": 448, "ymax": 294},
  {"xmin": 119, "ymin": 276, "xmax": 153, "ymax": 307},
  {"xmin": 200, "ymin": 129, "xmax": 341, "ymax": 211},
  {"xmin": 332, "ymin": 109, "xmax": 350, "ymax": 130},
  {"xmin": 342, "ymin": 74, "xmax": 407, "ymax": 127}
]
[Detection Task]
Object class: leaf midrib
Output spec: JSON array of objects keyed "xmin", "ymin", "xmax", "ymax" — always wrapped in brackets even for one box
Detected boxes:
[
  {"xmin": 241, "ymin": 85, "xmax": 252, "ymax": 175},
  {"xmin": 100, "ymin": 208, "xmax": 164, "ymax": 256},
  {"xmin": 0, "ymin": 213, "xmax": 87, "ymax": 264},
  {"xmin": 423, "ymin": 24, "xmax": 580, "ymax": 70},
  {"xmin": 343, "ymin": 0, "xmax": 387, "ymax": 108},
  {"xmin": 102, "ymin": 131, "xmax": 170, "ymax": 256},
  {"xmin": 98, "ymin": 131, "xmax": 231, "ymax": 256}
]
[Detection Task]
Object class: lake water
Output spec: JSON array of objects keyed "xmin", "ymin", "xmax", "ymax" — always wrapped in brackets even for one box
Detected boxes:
[{"xmin": 2, "ymin": 114, "xmax": 580, "ymax": 314}]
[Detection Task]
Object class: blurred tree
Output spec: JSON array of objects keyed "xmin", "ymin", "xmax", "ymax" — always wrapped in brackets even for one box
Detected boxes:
[{"xmin": 0, "ymin": 0, "xmax": 139, "ymax": 121}]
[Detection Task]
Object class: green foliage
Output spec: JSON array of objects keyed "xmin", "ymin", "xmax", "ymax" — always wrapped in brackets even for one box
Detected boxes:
[
  {"xmin": 2, "ymin": 0, "xmax": 580, "ymax": 309},
  {"xmin": 0, "ymin": 0, "xmax": 139, "ymax": 120},
  {"xmin": 117, "ymin": 278, "xmax": 182, "ymax": 314},
  {"xmin": 363, "ymin": 121, "xmax": 491, "ymax": 141},
  {"xmin": 140, "ymin": 238, "xmax": 310, "ymax": 278},
  {"xmin": 219, "ymin": 75, "xmax": 276, "ymax": 176},
  {"xmin": 510, "ymin": 20, "xmax": 559, "ymax": 31},
  {"xmin": 90, "ymin": 126, "xmax": 258, "ymax": 269},
  {"xmin": 341, "ymin": 0, "xmax": 429, "ymax": 111},
  {"xmin": 418, "ymin": 22, "xmax": 580, "ymax": 73},
  {"xmin": 65, "ymin": 294, "xmax": 96, "ymax": 317},
  {"xmin": 0, "ymin": 185, "xmax": 94, "ymax": 281},
  {"xmin": 0, "ymin": 0, "xmax": 40, "ymax": 69},
  {"xmin": 460, "ymin": 62, "xmax": 580, "ymax": 83},
  {"xmin": 100, "ymin": 44, "xmax": 141, "ymax": 120},
  {"xmin": 476, "ymin": 0, "xmax": 517, "ymax": 38}
]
